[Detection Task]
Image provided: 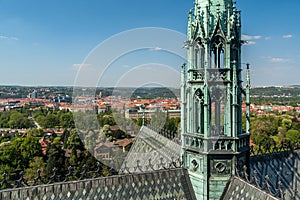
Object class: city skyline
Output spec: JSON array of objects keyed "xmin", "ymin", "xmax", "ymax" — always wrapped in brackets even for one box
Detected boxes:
[{"xmin": 0, "ymin": 0, "xmax": 299, "ymax": 86}]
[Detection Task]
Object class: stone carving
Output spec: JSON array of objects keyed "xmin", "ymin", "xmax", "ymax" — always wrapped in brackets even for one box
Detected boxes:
[{"xmin": 208, "ymin": 69, "xmax": 228, "ymax": 82}]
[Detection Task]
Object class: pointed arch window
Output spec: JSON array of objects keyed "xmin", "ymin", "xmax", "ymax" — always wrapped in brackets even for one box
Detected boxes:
[
  {"xmin": 210, "ymin": 87, "xmax": 226, "ymax": 136},
  {"xmin": 196, "ymin": 44, "xmax": 205, "ymax": 69},
  {"xmin": 194, "ymin": 89, "xmax": 204, "ymax": 134},
  {"xmin": 211, "ymin": 36, "xmax": 225, "ymax": 68}
]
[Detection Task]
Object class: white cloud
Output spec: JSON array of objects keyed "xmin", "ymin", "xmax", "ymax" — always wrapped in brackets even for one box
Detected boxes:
[
  {"xmin": 269, "ymin": 57, "xmax": 289, "ymax": 63},
  {"xmin": 149, "ymin": 47, "xmax": 162, "ymax": 51},
  {"xmin": 242, "ymin": 34, "xmax": 262, "ymax": 45},
  {"xmin": 244, "ymin": 41, "xmax": 256, "ymax": 45},
  {"xmin": 283, "ymin": 34, "xmax": 293, "ymax": 39},
  {"xmin": 73, "ymin": 63, "xmax": 91, "ymax": 69},
  {"xmin": 242, "ymin": 34, "xmax": 262, "ymax": 40},
  {"xmin": 0, "ymin": 35, "xmax": 19, "ymax": 41}
]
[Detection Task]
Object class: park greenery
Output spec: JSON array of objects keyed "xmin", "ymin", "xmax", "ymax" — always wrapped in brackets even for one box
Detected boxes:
[
  {"xmin": 0, "ymin": 110, "xmax": 33, "ymax": 129},
  {"xmin": 0, "ymin": 107, "xmax": 181, "ymax": 184},
  {"xmin": 248, "ymin": 111, "xmax": 300, "ymax": 152}
]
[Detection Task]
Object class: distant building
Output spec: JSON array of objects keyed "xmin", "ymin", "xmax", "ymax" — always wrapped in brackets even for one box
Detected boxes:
[
  {"xmin": 114, "ymin": 138, "xmax": 133, "ymax": 152},
  {"xmin": 39, "ymin": 137, "xmax": 51, "ymax": 155},
  {"xmin": 94, "ymin": 142, "xmax": 119, "ymax": 161},
  {"xmin": 28, "ymin": 91, "xmax": 39, "ymax": 98},
  {"xmin": 52, "ymin": 95, "xmax": 71, "ymax": 103},
  {"xmin": 125, "ymin": 109, "xmax": 180, "ymax": 119}
]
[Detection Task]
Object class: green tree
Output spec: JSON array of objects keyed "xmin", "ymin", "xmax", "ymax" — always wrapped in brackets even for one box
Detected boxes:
[
  {"xmin": 66, "ymin": 129, "xmax": 84, "ymax": 151},
  {"xmin": 98, "ymin": 125, "xmax": 112, "ymax": 142},
  {"xmin": 44, "ymin": 113, "xmax": 60, "ymax": 128},
  {"xmin": 84, "ymin": 130, "xmax": 97, "ymax": 152},
  {"xmin": 164, "ymin": 117, "xmax": 180, "ymax": 133},
  {"xmin": 291, "ymin": 118, "xmax": 300, "ymax": 131},
  {"xmin": 27, "ymin": 129, "xmax": 44, "ymax": 137},
  {"xmin": 61, "ymin": 129, "xmax": 70, "ymax": 148},
  {"xmin": 98, "ymin": 114, "xmax": 116, "ymax": 127},
  {"xmin": 60, "ymin": 112, "xmax": 75, "ymax": 128},
  {"xmin": 286, "ymin": 129, "xmax": 300, "ymax": 146},
  {"xmin": 24, "ymin": 157, "xmax": 46, "ymax": 181},
  {"xmin": 66, "ymin": 129, "xmax": 85, "ymax": 173},
  {"xmin": 20, "ymin": 136, "xmax": 42, "ymax": 167},
  {"xmin": 252, "ymin": 133, "xmax": 275, "ymax": 153},
  {"xmin": 250, "ymin": 117, "xmax": 278, "ymax": 143},
  {"xmin": 45, "ymin": 141, "xmax": 66, "ymax": 177},
  {"xmin": 281, "ymin": 118, "xmax": 292, "ymax": 130},
  {"xmin": 0, "ymin": 138, "xmax": 24, "ymax": 171},
  {"xmin": 8, "ymin": 111, "xmax": 33, "ymax": 129},
  {"xmin": 150, "ymin": 110, "xmax": 167, "ymax": 130},
  {"xmin": 0, "ymin": 111, "xmax": 10, "ymax": 128},
  {"xmin": 35, "ymin": 115, "xmax": 46, "ymax": 128},
  {"xmin": 73, "ymin": 112, "xmax": 99, "ymax": 130}
]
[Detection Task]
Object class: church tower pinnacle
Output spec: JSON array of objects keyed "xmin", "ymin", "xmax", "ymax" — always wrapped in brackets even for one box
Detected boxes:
[{"xmin": 181, "ymin": 0, "xmax": 251, "ymax": 199}]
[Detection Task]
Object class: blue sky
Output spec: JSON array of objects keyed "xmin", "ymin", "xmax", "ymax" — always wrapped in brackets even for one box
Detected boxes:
[{"xmin": 0, "ymin": 0, "xmax": 299, "ymax": 86}]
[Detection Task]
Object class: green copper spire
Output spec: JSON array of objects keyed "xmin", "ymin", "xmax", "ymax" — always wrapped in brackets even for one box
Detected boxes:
[{"xmin": 181, "ymin": 0, "xmax": 250, "ymax": 199}]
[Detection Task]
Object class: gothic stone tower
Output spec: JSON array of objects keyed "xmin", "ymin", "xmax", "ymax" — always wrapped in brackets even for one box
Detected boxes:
[{"xmin": 181, "ymin": 0, "xmax": 251, "ymax": 199}]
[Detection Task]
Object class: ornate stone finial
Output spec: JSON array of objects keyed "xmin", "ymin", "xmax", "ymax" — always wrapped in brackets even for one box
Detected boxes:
[
  {"xmin": 243, "ymin": 165, "xmax": 249, "ymax": 182},
  {"xmin": 233, "ymin": 1, "xmax": 237, "ymax": 10},
  {"xmin": 93, "ymin": 162, "xmax": 102, "ymax": 177},
  {"xmin": 216, "ymin": 4, "xmax": 221, "ymax": 16},
  {"xmin": 263, "ymin": 175, "xmax": 273, "ymax": 194},
  {"xmin": 140, "ymin": 104, "xmax": 146, "ymax": 126},
  {"xmin": 133, "ymin": 160, "xmax": 143, "ymax": 172},
  {"xmin": 63, "ymin": 166, "xmax": 73, "ymax": 181},
  {"xmin": 79, "ymin": 164, "xmax": 88, "ymax": 180},
  {"xmin": 158, "ymin": 157, "xmax": 165, "ymax": 169},
  {"xmin": 252, "ymin": 170, "xmax": 261, "ymax": 187},
  {"xmin": 48, "ymin": 167, "xmax": 61, "ymax": 184},
  {"xmin": 292, "ymin": 186, "xmax": 298, "ymax": 200},
  {"xmin": 146, "ymin": 158, "xmax": 154, "ymax": 171},
  {"xmin": 2, "ymin": 172, "xmax": 7, "ymax": 181},
  {"xmin": 16, "ymin": 171, "xmax": 28, "ymax": 188},
  {"xmin": 182, "ymin": 63, "xmax": 187, "ymax": 71},
  {"xmin": 33, "ymin": 169, "xmax": 44, "ymax": 185},
  {"xmin": 1, "ymin": 171, "xmax": 12, "ymax": 189},
  {"xmin": 275, "ymin": 181, "xmax": 284, "ymax": 199}
]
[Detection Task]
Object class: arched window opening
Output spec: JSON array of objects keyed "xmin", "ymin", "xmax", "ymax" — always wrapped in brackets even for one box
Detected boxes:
[
  {"xmin": 210, "ymin": 50, "xmax": 216, "ymax": 68},
  {"xmin": 211, "ymin": 36, "xmax": 225, "ymax": 68},
  {"xmin": 196, "ymin": 43, "xmax": 205, "ymax": 69},
  {"xmin": 210, "ymin": 87, "xmax": 226, "ymax": 136},
  {"xmin": 219, "ymin": 49, "xmax": 224, "ymax": 68},
  {"xmin": 197, "ymin": 47, "xmax": 205, "ymax": 69},
  {"xmin": 194, "ymin": 89, "xmax": 204, "ymax": 134}
]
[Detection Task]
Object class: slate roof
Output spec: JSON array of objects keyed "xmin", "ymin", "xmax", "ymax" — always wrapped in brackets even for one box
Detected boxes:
[
  {"xmin": 0, "ymin": 168, "xmax": 196, "ymax": 200},
  {"xmin": 1, "ymin": 126, "xmax": 299, "ymax": 199},
  {"xmin": 221, "ymin": 176, "xmax": 279, "ymax": 200},
  {"xmin": 250, "ymin": 150, "xmax": 300, "ymax": 199},
  {"xmin": 120, "ymin": 126, "xmax": 181, "ymax": 173}
]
